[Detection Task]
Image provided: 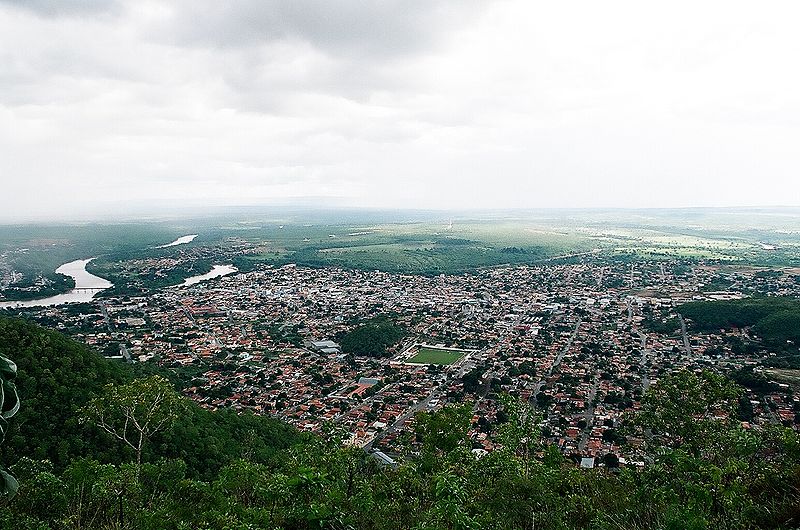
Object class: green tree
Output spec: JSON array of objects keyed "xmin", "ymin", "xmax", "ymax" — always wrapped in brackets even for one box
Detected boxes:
[
  {"xmin": 497, "ymin": 394, "xmax": 540, "ymax": 477},
  {"xmin": 339, "ymin": 317, "xmax": 406, "ymax": 358},
  {"xmin": 0, "ymin": 354, "xmax": 19, "ymax": 497},
  {"xmin": 634, "ymin": 370, "xmax": 800, "ymax": 527},
  {"xmin": 81, "ymin": 376, "xmax": 186, "ymax": 472},
  {"xmin": 638, "ymin": 370, "xmax": 741, "ymax": 458},
  {"xmin": 0, "ymin": 316, "xmax": 129, "ymax": 472},
  {"xmin": 6, "ymin": 458, "xmax": 66, "ymax": 524},
  {"xmin": 414, "ymin": 403, "xmax": 472, "ymax": 473}
]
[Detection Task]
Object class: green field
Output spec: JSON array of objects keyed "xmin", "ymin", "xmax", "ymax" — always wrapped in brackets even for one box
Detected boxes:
[
  {"xmin": 4, "ymin": 207, "xmax": 800, "ymax": 301},
  {"xmin": 407, "ymin": 347, "xmax": 465, "ymax": 365}
]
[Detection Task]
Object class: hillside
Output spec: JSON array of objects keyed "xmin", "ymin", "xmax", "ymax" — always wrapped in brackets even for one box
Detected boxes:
[
  {"xmin": 0, "ymin": 317, "xmax": 301, "ymax": 479},
  {"xmin": 0, "ymin": 317, "xmax": 129, "ymax": 467},
  {"xmin": 678, "ymin": 297, "xmax": 800, "ymax": 367},
  {"xmin": 0, "ymin": 317, "xmax": 798, "ymax": 529}
]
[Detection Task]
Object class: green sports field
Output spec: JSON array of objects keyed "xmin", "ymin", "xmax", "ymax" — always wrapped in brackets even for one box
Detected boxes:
[{"xmin": 407, "ymin": 347, "xmax": 465, "ymax": 365}]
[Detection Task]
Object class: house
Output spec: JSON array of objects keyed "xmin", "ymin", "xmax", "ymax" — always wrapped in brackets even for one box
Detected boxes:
[{"xmin": 311, "ymin": 340, "xmax": 341, "ymax": 354}]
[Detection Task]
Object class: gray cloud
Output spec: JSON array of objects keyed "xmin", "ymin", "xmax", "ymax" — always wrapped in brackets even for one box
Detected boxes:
[
  {"xmin": 150, "ymin": 1, "xmax": 481, "ymax": 58},
  {"xmin": 141, "ymin": 1, "xmax": 489, "ymax": 111},
  {"xmin": 0, "ymin": 0, "xmax": 799, "ymax": 222},
  {"xmin": 0, "ymin": 0, "xmax": 120, "ymax": 17}
]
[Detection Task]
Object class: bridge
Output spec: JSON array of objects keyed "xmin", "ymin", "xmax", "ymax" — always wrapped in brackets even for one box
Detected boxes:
[{"xmin": 71, "ymin": 287, "xmax": 107, "ymax": 293}]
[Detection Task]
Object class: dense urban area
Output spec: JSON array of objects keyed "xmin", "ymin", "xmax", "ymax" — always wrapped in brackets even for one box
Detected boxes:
[{"xmin": 4, "ymin": 244, "xmax": 799, "ymax": 470}]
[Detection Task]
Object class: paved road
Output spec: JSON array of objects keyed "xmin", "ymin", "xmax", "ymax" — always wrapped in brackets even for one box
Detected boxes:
[
  {"xmin": 100, "ymin": 302, "xmax": 113, "ymax": 333},
  {"xmin": 762, "ymin": 397, "xmax": 781, "ymax": 425},
  {"xmin": 364, "ymin": 315, "xmax": 515, "ymax": 450},
  {"xmin": 363, "ymin": 387, "xmax": 441, "ymax": 450},
  {"xmin": 638, "ymin": 332, "xmax": 650, "ymax": 391},
  {"xmin": 552, "ymin": 318, "xmax": 582, "ymax": 373},
  {"xmin": 532, "ymin": 317, "xmax": 583, "ymax": 399},
  {"xmin": 483, "ymin": 249, "xmax": 602, "ymax": 272},
  {"xmin": 364, "ymin": 343, "xmax": 486, "ymax": 449},
  {"xmin": 678, "ymin": 313, "xmax": 692, "ymax": 355},
  {"xmin": 577, "ymin": 374, "xmax": 600, "ymax": 452},
  {"xmin": 119, "ymin": 343, "xmax": 132, "ymax": 363}
]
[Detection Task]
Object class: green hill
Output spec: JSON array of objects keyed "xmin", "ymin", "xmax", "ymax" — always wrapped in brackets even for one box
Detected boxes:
[
  {"xmin": 679, "ymin": 296, "xmax": 800, "ymax": 345},
  {"xmin": 0, "ymin": 317, "xmax": 129, "ymax": 467},
  {"xmin": 0, "ymin": 317, "xmax": 798, "ymax": 529},
  {"xmin": 0, "ymin": 317, "xmax": 300, "ymax": 479},
  {"xmin": 338, "ymin": 316, "xmax": 406, "ymax": 358}
]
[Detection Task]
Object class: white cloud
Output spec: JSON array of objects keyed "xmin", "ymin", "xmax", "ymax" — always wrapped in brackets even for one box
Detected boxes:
[{"xmin": 1, "ymin": 0, "xmax": 799, "ymax": 221}]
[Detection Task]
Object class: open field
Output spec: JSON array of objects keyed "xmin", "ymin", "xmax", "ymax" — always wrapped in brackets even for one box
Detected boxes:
[
  {"xmin": 407, "ymin": 347, "xmax": 465, "ymax": 365},
  {"xmin": 764, "ymin": 369, "xmax": 800, "ymax": 389},
  {"xmin": 3, "ymin": 207, "xmax": 800, "ymax": 299}
]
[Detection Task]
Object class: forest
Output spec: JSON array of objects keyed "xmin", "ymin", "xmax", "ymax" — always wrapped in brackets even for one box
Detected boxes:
[
  {"xmin": 679, "ymin": 297, "xmax": 800, "ymax": 368},
  {"xmin": 337, "ymin": 317, "xmax": 406, "ymax": 358},
  {"xmin": 0, "ymin": 316, "xmax": 798, "ymax": 529},
  {"xmin": 679, "ymin": 296, "xmax": 800, "ymax": 336}
]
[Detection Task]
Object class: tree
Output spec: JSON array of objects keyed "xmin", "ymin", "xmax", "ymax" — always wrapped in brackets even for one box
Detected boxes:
[
  {"xmin": 0, "ymin": 354, "xmax": 19, "ymax": 497},
  {"xmin": 497, "ymin": 394, "xmax": 540, "ymax": 477},
  {"xmin": 635, "ymin": 370, "xmax": 800, "ymax": 526},
  {"xmin": 637, "ymin": 370, "xmax": 740, "ymax": 458},
  {"xmin": 0, "ymin": 316, "xmax": 129, "ymax": 472},
  {"xmin": 338, "ymin": 317, "xmax": 405, "ymax": 358},
  {"xmin": 600, "ymin": 452, "xmax": 619, "ymax": 468},
  {"xmin": 81, "ymin": 376, "xmax": 186, "ymax": 472},
  {"xmin": 414, "ymin": 404, "xmax": 472, "ymax": 472}
]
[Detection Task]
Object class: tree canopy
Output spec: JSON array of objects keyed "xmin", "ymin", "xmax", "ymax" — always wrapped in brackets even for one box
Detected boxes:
[{"xmin": 338, "ymin": 316, "xmax": 406, "ymax": 358}]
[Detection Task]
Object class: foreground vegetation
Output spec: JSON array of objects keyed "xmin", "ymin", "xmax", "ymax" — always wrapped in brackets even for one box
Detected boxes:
[
  {"xmin": 0, "ymin": 316, "xmax": 797, "ymax": 528},
  {"xmin": 0, "ymin": 318, "xmax": 302, "ymax": 480}
]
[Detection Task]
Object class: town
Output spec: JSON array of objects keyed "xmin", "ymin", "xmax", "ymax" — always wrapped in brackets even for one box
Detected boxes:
[{"xmin": 4, "ymin": 256, "xmax": 800, "ymax": 468}]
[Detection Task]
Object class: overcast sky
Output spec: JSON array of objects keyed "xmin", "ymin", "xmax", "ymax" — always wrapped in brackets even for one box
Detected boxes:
[{"xmin": 2, "ymin": 0, "xmax": 799, "ymax": 221}]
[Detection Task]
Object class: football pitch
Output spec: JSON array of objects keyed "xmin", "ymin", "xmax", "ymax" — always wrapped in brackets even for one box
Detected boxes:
[{"xmin": 407, "ymin": 347, "xmax": 465, "ymax": 365}]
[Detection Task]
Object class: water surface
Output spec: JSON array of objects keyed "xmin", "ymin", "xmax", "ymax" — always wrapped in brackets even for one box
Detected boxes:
[
  {"xmin": 181, "ymin": 264, "xmax": 237, "ymax": 287},
  {"xmin": 156, "ymin": 234, "xmax": 198, "ymax": 248}
]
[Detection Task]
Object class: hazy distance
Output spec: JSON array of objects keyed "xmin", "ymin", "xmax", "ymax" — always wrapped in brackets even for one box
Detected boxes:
[{"xmin": 2, "ymin": 0, "xmax": 800, "ymax": 222}]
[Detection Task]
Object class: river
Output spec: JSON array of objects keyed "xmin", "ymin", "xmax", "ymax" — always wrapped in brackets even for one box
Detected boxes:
[
  {"xmin": 0, "ymin": 259, "xmax": 112, "ymax": 308},
  {"xmin": 156, "ymin": 234, "xmax": 198, "ymax": 248},
  {"xmin": 181, "ymin": 264, "xmax": 238, "ymax": 287}
]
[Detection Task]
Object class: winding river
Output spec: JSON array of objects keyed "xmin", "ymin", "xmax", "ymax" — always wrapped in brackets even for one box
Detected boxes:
[
  {"xmin": 1, "ymin": 233, "xmax": 240, "ymax": 307},
  {"xmin": 0, "ymin": 259, "xmax": 112, "ymax": 308},
  {"xmin": 156, "ymin": 234, "xmax": 198, "ymax": 248},
  {"xmin": 181, "ymin": 264, "xmax": 238, "ymax": 287}
]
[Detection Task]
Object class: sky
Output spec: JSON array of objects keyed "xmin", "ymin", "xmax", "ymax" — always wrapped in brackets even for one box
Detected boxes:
[{"xmin": 1, "ymin": 0, "xmax": 800, "ymax": 221}]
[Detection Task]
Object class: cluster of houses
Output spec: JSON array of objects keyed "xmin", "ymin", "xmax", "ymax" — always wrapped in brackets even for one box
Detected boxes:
[{"xmin": 6, "ymin": 255, "xmax": 800, "ymax": 466}]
